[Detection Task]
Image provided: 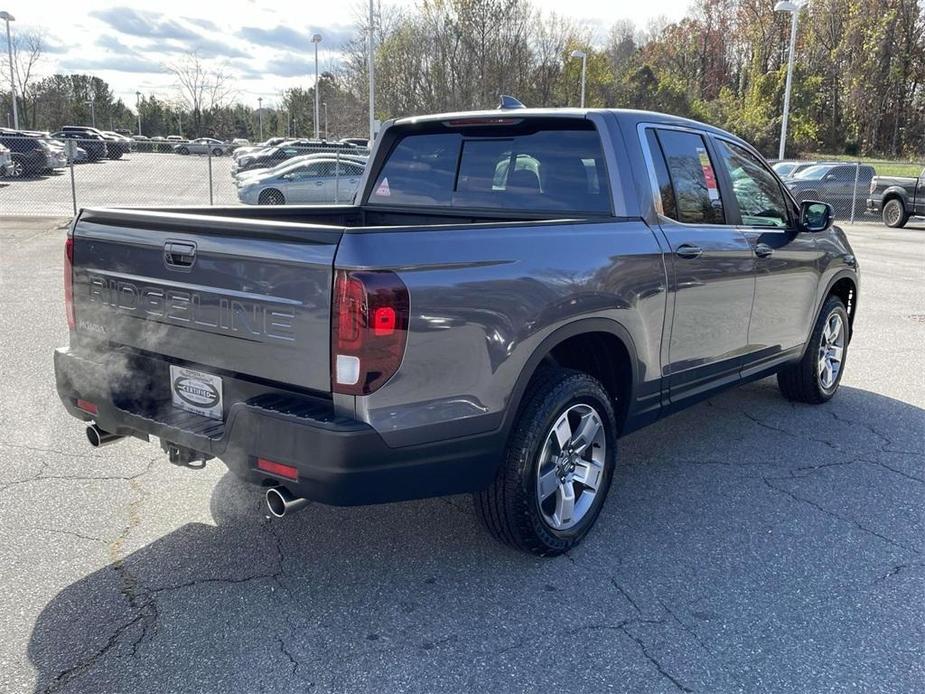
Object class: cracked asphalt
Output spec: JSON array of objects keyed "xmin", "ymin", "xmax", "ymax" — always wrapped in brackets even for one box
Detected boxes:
[{"xmin": 0, "ymin": 217, "xmax": 923, "ymax": 693}]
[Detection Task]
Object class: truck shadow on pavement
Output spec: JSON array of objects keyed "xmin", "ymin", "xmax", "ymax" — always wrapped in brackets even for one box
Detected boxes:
[{"xmin": 26, "ymin": 381, "xmax": 925, "ymax": 693}]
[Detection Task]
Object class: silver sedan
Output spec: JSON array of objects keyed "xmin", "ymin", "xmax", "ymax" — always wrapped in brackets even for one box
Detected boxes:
[
  {"xmin": 174, "ymin": 138, "xmax": 232, "ymax": 156},
  {"xmin": 237, "ymin": 158, "xmax": 366, "ymax": 205}
]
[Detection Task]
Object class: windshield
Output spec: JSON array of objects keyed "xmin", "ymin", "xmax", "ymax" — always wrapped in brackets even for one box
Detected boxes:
[
  {"xmin": 792, "ymin": 165, "xmax": 831, "ymax": 180},
  {"xmin": 368, "ymin": 121, "xmax": 611, "ymax": 214},
  {"xmin": 772, "ymin": 162, "xmax": 796, "ymax": 177}
]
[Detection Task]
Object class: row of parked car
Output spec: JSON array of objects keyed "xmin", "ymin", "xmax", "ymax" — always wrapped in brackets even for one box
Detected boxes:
[
  {"xmin": 231, "ymin": 137, "xmax": 370, "ymax": 205},
  {"xmin": 771, "ymin": 159, "xmax": 925, "ymax": 227},
  {"xmin": 0, "ymin": 125, "xmax": 137, "ymax": 178}
]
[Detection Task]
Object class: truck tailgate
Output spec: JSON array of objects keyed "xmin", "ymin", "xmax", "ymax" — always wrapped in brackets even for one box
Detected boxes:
[{"xmin": 72, "ymin": 209, "xmax": 343, "ymax": 393}]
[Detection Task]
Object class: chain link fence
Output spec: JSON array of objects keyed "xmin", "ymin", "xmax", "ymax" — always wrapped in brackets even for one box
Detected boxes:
[
  {"xmin": 0, "ymin": 133, "xmax": 370, "ymax": 216},
  {"xmin": 777, "ymin": 158, "xmax": 923, "ymax": 226},
  {"xmin": 1, "ymin": 132, "xmax": 920, "ymax": 226}
]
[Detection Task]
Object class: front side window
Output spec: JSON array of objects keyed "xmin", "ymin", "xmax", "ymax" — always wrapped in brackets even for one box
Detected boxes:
[
  {"xmin": 714, "ymin": 139, "xmax": 789, "ymax": 228},
  {"xmin": 368, "ymin": 123, "xmax": 611, "ymax": 214},
  {"xmin": 655, "ymin": 129, "xmax": 725, "ymax": 224}
]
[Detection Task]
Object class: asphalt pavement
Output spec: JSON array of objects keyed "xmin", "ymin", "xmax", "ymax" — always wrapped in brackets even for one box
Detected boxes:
[{"xmin": 0, "ymin": 218, "xmax": 922, "ymax": 693}]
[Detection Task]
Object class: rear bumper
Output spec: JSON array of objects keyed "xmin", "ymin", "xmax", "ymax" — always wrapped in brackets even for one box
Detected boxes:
[
  {"xmin": 866, "ymin": 198, "xmax": 880, "ymax": 213},
  {"xmin": 54, "ymin": 347, "xmax": 501, "ymax": 506}
]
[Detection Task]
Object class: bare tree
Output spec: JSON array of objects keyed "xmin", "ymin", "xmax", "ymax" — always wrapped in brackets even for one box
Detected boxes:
[
  {"xmin": 165, "ymin": 51, "xmax": 235, "ymax": 136},
  {"xmin": 11, "ymin": 29, "xmax": 44, "ymax": 127}
]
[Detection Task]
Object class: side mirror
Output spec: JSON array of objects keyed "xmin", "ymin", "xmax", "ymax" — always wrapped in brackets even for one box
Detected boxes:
[{"xmin": 800, "ymin": 200, "xmax": 834, "ymax": 232}]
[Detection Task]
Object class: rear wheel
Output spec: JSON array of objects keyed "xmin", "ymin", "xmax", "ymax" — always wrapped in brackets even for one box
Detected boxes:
[
  {"xmin": 882, "ymin": 198, "xmax": 908, "ymax": 228},
  {"xmin": 212, "ymin": 147, "xmax": 223, "ymax": 157},
  {"xmin": 777, "ymin": 296, "xmax": 849, "ymax": 404},
  {"xmin": 177, "ymin": 146, "xmax": 190, "ymax": 155},
  {"xmin": 474, "ymin": 368, "xmax": 617, "ymax": 556},
  {"xmin": 258, "ymin": 189, "xmax": 285, "ymax": 205}
]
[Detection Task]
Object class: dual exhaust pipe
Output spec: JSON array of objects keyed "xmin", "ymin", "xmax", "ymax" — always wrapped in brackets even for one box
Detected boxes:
[
  {"xmin": 86, "ymin": 423, "xmax": 307, "ymax": 518},
  {"xmin": 86, "ymin": 423, "xmax": 124, "ymax": 448},
  {"xmin": 265, "ymin": 486, "xmax": 308, "ymax": 518}
]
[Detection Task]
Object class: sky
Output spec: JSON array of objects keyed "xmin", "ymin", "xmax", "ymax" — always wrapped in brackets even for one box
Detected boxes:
[{"xmin": 2, "ymin": 0, "xmax": 690, "ymax": 108}]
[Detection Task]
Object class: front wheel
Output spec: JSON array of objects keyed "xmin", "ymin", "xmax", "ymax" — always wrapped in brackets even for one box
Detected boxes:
[
  {"xmin": 7, "ymin": 156, "xmax": 25, "ymax": 178},
  {"xmin": 177, "ymin": 146, "xmax": 189, "ymax": 155},
  {"xmin": 212, "ymin": 147, "xmax": 223, "ymax": 157},
  {"xmin": 474, "ymin": 368, "xmax": 617, "ymax": 556},
  {"xmin": 777, "ymin": 296, "xmax": 849, "ymax": 404},
  {"xmin": 882, "ymin": 199, "xmax": 908, "ymax": 228}
]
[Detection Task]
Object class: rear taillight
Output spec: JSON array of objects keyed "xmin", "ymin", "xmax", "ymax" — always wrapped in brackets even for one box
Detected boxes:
[
  {"xmin": 64, "ymin": 236, "xmax": 75, "ymax": 330},
  {"xmin": 869, "ymin": 179, "xmax": 876, "ymax": 195},
  {"xmin": 331, "ymin": 269, "xmax": 409, "ymax": 395}
]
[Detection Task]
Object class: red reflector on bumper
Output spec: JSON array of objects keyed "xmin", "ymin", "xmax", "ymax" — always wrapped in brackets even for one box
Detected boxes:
[
  {"xmin": 257, "ymin": 458, "xmax": 299, "ymax": 481},
  {"xmin": 76, "ymin": 399, "xmax": 98, "ymax": 415}
]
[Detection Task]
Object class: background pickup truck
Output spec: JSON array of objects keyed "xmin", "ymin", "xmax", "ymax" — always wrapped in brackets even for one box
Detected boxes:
[
  {"xmin": 55, "ymin": 107, "xmax": 859, "ymax": 556},
  {"xmin": 866, "ymin": 168, "xmax": 925, "ymax": 227}
]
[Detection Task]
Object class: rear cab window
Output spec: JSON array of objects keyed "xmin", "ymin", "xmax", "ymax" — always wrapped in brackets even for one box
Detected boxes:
[
  {"xmin": 367, "ymin": 119, "xmax": 612, "ymax": 215},
  {"xmin": 646, "ymin": 128, "xmax": 725, "ymax": 225}
]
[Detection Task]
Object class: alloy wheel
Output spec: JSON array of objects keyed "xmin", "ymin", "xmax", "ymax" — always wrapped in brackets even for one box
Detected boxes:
[
  {"xmin": 884, "ymin": 201, "xmax": 902, "ymax": 226},
  {"xmin": 535, "ymin": 403, "xmax": 606, "ymax": 530},
  {"xmin": 817, "ymin": 312, "xmax": 845, "ymax": 390}
]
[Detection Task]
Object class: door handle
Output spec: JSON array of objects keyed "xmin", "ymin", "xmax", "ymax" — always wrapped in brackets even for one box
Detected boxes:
[
  {"xmin": 164, "ymin": 241, "xmax": 196, "ymax": 269},
  {"xmin": 675, "ymin": 244, "xmax": 703, "ymax": 259},
  {"xmin": 754, "ymin": 243, "xmax": 774, "ymax": 258}
]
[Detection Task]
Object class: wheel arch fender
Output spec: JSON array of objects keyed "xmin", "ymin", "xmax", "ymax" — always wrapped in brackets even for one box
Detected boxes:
[
  {"xmin": 500, "ymin": 318, "xmax": 641, "ymax": 438},
  {"xmin": 881, "ymin": 186, "xmax": 909, "ymax": 207},
  {"xmin": 804, "ymin": 270, "xmax": 858, "ymax": 358}
]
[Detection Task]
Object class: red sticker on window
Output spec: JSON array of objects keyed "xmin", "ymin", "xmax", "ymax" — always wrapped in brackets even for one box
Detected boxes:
[
  {"xmin": 697, "ymin": 147, "xmax": 720, "ymax": 201},
  {"xmin": 375, "ymin": 178, "xmax": 390, "ymax": 197}
]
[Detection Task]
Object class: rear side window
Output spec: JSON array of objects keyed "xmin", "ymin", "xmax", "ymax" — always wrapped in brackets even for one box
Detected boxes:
[
  {"xmin": 368, "ymin": 123, "xmax": 611, "ymax": 214},
  {"xmin": 654, "ymin": 129, "xmax": 725, "ymax": 225}
]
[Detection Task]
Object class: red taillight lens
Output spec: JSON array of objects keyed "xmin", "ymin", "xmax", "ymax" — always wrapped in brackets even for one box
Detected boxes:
[
  {"xmin": 331, "ymin": 269, "xmax": 409, "ymax": 395},
  {"xmin": 76, "ymin": 399, "xmax": 97, "ymax": 415},
  {"xmin": 869, "ymin": 179, "xmax": 876, "ymax": 195},
  {"xmin": 64, "ymin": 236, "xmax": 75, "ymax": 330},
  {"xmin": 256, "ymin": 458, "xmax": 299, "ymax": 481}
]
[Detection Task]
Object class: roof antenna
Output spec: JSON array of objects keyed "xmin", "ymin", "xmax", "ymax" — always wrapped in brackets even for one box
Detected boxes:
[{"xmin": 497, "ymin": 95, "xmax": 526, "ymax": 110}]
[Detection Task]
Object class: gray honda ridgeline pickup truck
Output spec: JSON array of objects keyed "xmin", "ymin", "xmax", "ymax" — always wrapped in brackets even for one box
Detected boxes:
[{"xmin": 55, "ymin": 107, "xmax": 859, "ymax": 556}]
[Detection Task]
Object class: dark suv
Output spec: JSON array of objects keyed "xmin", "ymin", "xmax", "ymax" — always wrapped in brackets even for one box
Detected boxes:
[
  {"xmin": 53, "ymin": 129, "xmax": 108, "ymax": 161},
  {"xmin": 0, "ymin": 130, "xmax": 63, "ymax": 177},
  {"xmin": 61, "ymin": 126, "xmax": 127, "ymax": 159}
]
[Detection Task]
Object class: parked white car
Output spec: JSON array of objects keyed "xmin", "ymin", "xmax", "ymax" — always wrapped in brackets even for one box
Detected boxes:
[
  {"xmin": 236, "ymin": 157, "xmax": 366, "ymax": 205},
  {"xmin": 174, "ymin": 138, "xmax": 231, "ymax": 156}
]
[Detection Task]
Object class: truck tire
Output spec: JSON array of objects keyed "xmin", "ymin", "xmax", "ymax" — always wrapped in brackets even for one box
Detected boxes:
[
  {"xmin": 474, "ymin": 368, "xmax": 617, "ymax": 556},
  {"xmin": 777, "ymin": 295, "xmax": 849, "ymax": 404},
  {"xmin": 882, "ymin": 198, "xmax": 908, "ymax": 228}
]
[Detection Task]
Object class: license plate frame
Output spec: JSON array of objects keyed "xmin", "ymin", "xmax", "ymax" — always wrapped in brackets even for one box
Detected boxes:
[{"xmin": 169, "ymin": 365, "xmax": 224, "ymax": 420}]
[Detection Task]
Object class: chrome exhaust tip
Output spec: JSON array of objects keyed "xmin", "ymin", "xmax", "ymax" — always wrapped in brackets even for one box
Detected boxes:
[
  {"xmin": 86, "ymin": 423, "xmax": 124, "ymax": 448},
  {"xmin": 265, "ymin": 486, "xmax": 308, "ymax": 518}
]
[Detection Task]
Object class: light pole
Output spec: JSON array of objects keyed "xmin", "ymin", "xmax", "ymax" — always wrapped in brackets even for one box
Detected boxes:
[
  {"xmin": 775, "ymin": 0, "xmax": 808, "ymax": 160},
  {"xmin": 257, "ymin": 97, "xmax": 263, "ymax": 140},
  {"xmin": 570, "ymin": 50, "xmax": 587, "ymax": 108},
  {"xmin": 367, "ymin": 0, "xmax": 375, "ymax": 143},
  {"xmin": 135, "ymin": 91, "xmax": 142, "ymax": 135},
  {"xmin": 323, "ymin": 102, "xmax": 328, "ymax": 140},
  {"xmin": 311, "ymin": 34, "xmax": 322, "ymax": 140},
  {"xmin": 1, "ymin": 11, "xmax": 18, "ymax": 129},
  {"xmin": 88, "ymin": 99, "xmax": 96, "ymax": 128}
]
